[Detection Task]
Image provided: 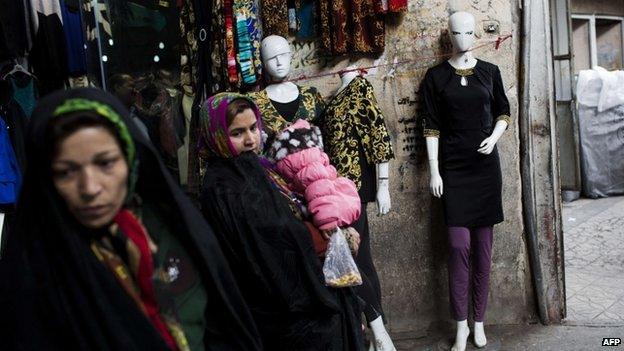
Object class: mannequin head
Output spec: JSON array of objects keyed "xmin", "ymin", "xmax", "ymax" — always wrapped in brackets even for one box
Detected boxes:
[
  {"xmin": 448, "ymin": 12, "xmax": 476, "ymax": 53},
  {"xmin": 261, "ymin": 35, "xmax": 292, "ymax": 81}
]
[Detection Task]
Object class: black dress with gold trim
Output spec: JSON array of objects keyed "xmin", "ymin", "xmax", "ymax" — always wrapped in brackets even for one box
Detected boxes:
[
  {"xmin": 421, "ymin": 59, "xmax": 511, "ymax": 227},
  {"xmin": 319, "ymin": 76, "xmax": 394, "ymax": 202}
]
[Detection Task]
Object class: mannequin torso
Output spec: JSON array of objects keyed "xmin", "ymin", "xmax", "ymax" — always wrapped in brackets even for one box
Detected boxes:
[
  {"xmin": 265, "ymin": 81, "xmax": 300, "ymax": 103},
  {"xmin": 248, "ymin": 35, "xmax": 325, "ymax": 144}
]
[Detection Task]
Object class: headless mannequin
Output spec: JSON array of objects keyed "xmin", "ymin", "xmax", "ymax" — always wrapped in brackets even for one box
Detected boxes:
[
  {"xmin": 425, "ymin": 12, "xmax": 508, "ymax": 351},
  {"xmin": 337, "ymin": 66, "xmax": 395, "ymax": 351},
  {"xmin": 261, "ymin": 35, "xmax": 300, "ymax": 104},
  {"xmin": 338, "ymin": 65, "xmax": 391, "ymax": 215}
]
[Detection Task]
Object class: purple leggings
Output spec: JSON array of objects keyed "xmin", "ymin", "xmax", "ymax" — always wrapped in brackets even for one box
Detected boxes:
[{"xmin": 448, "ymin": 226, "xmax": 493, "ymax": 322}]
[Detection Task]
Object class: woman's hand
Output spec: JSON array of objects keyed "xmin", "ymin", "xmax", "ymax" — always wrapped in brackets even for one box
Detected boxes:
[{"xmin": 321, "ymin": 229, "xmax": 333, "ymax": 241}]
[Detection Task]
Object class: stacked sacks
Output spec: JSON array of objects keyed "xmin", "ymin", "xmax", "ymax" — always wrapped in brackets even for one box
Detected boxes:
[{"xmin": 267, "ymin": 119, "xmax": 361, "ymax": 230}]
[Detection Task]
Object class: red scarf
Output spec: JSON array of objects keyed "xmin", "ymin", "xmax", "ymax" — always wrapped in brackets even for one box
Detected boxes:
[{"xmin": 113, "ymin": 209, "xmax": 178, "ymax": 351}]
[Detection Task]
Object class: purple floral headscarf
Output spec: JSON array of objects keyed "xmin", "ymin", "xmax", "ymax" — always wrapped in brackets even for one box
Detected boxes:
[{"xmin": 198, "ymin": 92, "xmax": 264, "ymax": 159}]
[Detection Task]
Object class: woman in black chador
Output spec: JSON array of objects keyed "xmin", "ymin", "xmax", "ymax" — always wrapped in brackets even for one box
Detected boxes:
[
  {"xmin": 198, "ymin": 92, "xmax": 364, "ymax": 351},
  {"xmin": 0, "ymin": 88, "xmax": 261, "ymax": 350}
]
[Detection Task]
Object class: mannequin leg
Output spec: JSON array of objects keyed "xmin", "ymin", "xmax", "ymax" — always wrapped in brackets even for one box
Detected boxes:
[
  {"xmin": 448, "ymin": 226, "xmax": 471, "ymax": 351},
  {"xmin": 353, "ymin": 206, "xmax": 395, "ymax": 351},
  {"xmin": 369, "ymin": 316, "xmax": 396, "ymax": 351},
  {"xmin": 471, "ymin": 226, "xmax": 493, "ymax": 348},
  {"xmin": 353, "ymin": 205, "xmax": 385, "ymax": 320}
]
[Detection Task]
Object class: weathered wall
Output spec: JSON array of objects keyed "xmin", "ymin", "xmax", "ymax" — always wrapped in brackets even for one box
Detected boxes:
[
  {"xmin": 571, "ymin": 0, "xmax": 624, "ymax": 16},
  {"xmin": 287, "ymin": 0, "xmax": 536, "ymax": 334}
]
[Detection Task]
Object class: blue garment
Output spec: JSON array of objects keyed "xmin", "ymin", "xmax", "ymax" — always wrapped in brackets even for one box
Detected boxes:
[
  {"xmin": 296, "ymin": 0, "xmax": 315, "ymax": 39},
  {"xmin": 60, "ymin": 1, "xmax": 87, "ymax": 75},
  {"xmin": 0, "ymin": 116, "xmax": 21, "ymax": 204},
  {"xmin": 9, "ymin": 76, "xmax": 37, "ymax": 118}
]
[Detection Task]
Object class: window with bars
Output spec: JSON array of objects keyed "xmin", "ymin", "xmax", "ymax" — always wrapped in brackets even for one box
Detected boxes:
[{"xmin": 572, "ymin": 15, "xmax": 624, "ymax": 73}]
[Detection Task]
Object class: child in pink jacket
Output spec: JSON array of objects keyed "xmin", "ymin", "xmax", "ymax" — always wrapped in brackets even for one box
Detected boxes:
[{"xmin": 267, "ymin": 119, "xmax": 361, "ymax": 231}]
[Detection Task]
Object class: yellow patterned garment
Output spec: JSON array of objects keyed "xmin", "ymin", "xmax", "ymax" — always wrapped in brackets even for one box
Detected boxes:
[
  {"xmin": 320, "ymin": 76, "xmax": 394, "ymax": 189},
  {"xmin": 248, "ymin": 85, "xmax": 325, "ymax": 144},
  {"xmin": 260, "ymin": 0, "xmax": 288, "ymax": 37}
]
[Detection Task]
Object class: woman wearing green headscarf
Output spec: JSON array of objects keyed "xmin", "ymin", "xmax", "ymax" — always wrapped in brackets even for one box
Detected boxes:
[{"xmin": 0, "ymin": 88, "xmax": 261, "ymax": 350}]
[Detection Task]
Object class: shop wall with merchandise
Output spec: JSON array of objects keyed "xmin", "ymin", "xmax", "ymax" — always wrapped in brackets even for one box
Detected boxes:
[
  {"xmin": 281, "ymin": 0, "xmax": 531, "ymax": 332},
  {"xmin": 0, "ymin": 0, "xmax": 534, "ymax": 334}
]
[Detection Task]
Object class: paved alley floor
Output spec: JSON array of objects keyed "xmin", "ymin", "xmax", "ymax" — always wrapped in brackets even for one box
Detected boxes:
[
  {"xmin": 393, "ymin": 324, "xmax": 624, "ymax": 350},
  {"xmin": 391, "ymin": 196, "xmax": 624, "ymax": 350},
  {"xmin": 563, "ymin": 196, "xmax": 624, "ymax": 325}
]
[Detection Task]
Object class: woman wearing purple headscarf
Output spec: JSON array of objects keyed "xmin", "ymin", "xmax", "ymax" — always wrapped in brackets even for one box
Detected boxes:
[{"xmin": 197, "ymin": 92, "xmax": 365, "ymax": 351}]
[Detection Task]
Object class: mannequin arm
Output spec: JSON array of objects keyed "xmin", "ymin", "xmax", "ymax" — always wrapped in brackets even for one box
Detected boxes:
[
  {"xmin": 477, "ymin": 120, "xmax": 508, "ymax": 155},
  {"xmin": 376, "ymin": 162, "xmax": 391, "ymax": 215},
  {"xmin": 426, "ymin": 137, "xmax": 443, "ymax": 198}
]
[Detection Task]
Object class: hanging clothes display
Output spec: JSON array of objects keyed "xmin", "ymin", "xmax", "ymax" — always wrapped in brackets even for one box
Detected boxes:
[
  {"xmin": 179, "ymin": 0, "xmax": 198, "ymax": 96},
  {"xmin": 6, "ymin": 71, "xmax": 38, "ymax": 118},
  {"xmin": 0, "ymin": 117, "xmax": 21, "ymax": 206},
  {"xmin": 420, "ymin": 60, "xmax": 510, "ymax": 227},
  {"xmin": 248, "ymin": 85, "xmax": 325, "ymax": 145},
  {"xmin": 0, "ymin": 0, "xmax": 32, "ymax": 60},
  {"xmin": 224, "ymin": 0, "xmax": 239, "ymax": 86},
  {"xmin": 318, "ymin": 0, "xmax": 386, "ymax": 55},
  {"xmin": 295, "ymin": 0, "xmax": 316, "ymax": 39},
  {"xmin": 0, "ymin": 79, "xmax": 28, "ymax": 172},
  {"xmin": 233, "ymin": 0, "xmax": 262, "ymax": 86},
  {"xmin": 29, "ymin": 0, "xmax": 69, "ymax": 94},
  {"xmin": 60, "ymin": 0, "xmax": 87, "ymax": 76},
  {"xmin": 261, "ymin": 0, "xmax": 289, "ymax": 37}
]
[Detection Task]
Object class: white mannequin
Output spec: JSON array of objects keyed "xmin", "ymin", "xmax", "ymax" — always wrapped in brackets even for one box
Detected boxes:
[
  {"xmin": 337, "ymin": 65, "xmax": 392, "ymax": 216},
  {"xmin": 425, "ymin": 11, "xmax": 507, "ymax": 351},
  {"xmin": 178, "ymin": 93, "xmax": 194, "ymax": 185},
  {"xmin": 338, "ymin": 66, "xmax": 395, "ymax": 351},
  {"xmin": 261, "ymin": 35, "xmax": 300, "ymax": 103}
]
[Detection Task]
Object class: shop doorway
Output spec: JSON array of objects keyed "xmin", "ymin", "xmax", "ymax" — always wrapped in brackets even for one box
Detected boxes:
[{"xmin": 551, "ymin": 0, "xmax": 624, "ymax": 325}]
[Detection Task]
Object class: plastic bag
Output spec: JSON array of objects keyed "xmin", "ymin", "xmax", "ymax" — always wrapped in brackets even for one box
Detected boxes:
[{"xmin": 322, "ymin": 228, "xmax": 362, "ymax": 287}]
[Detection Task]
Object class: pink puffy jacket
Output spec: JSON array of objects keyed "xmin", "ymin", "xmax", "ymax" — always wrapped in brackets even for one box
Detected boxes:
[{"xmin": 269, "ymin": 120, "xmax": 361, "ymax": 230}]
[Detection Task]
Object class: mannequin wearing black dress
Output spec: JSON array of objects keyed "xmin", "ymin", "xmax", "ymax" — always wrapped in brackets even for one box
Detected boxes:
[
  {"xmin": 420, "ymin": 12, "xmax": 511, "ymax": 351},
  {"xmin": 421, "ymin": 57, "xmax": 510, "ymax": 351}
]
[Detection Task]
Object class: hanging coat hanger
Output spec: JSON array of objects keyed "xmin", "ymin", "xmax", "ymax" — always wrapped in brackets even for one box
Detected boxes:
[{"xmin": 2, "ymin": 61, "xmax": 31, "ymax": 80}]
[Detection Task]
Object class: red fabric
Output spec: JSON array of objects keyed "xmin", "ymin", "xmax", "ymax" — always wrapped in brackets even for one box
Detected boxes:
[
  {"xmin": 224, "ymin": 0, "xmax": 238, "ymax": 85},
  {"xmin": 388, "ymin": 0, "xmax": 407, "ymax": 12},
  {"xmin": 113, "ymin": 210, "xmax": 178, "ymax": 351}
]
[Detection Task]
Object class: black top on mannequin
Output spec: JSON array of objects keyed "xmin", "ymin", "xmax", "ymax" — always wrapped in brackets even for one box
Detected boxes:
[{"xmin": 270, "ymin": 96, "xmax": 301, "ymax": 122}]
